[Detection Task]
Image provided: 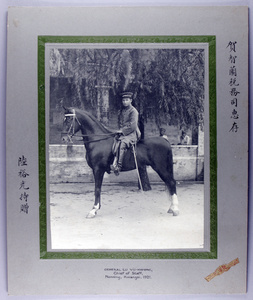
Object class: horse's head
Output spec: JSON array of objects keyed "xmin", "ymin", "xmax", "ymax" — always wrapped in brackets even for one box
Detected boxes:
[{"xmin": 61, "ymin": 107, "xmax": 82, "ymax": 143}]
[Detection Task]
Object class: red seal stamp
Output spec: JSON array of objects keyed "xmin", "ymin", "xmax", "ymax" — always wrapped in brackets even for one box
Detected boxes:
[{"xmin": 205, "ymin": 258, "xmax": 239, "ymax": 282}]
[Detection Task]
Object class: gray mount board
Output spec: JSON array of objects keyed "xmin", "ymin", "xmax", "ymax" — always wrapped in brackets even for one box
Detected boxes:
[{"xmin": 6, "ymin": 6, "xmax": 248, "ymax": 295}]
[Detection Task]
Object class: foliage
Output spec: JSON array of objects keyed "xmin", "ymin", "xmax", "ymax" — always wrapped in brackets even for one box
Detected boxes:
[{"xmin": 50, "ymin": 47, "xmax": 205, "ymax": 129}]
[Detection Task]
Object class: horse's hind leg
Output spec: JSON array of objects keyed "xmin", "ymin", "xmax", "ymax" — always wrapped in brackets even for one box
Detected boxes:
[
  {"xmin": 138, "ymin": 165, "xmax": 152, "ymax": 191},
  {"xmin": 152, "ymin": 165, "xmax": 179, "ymax": 216},
  {"xmin": 86, "ymin": 168, "xmax": 105, "ymax": 218},
  {"xmin": 166, "ymin": 183, "xmax": 179, "ymax": 216},
  {"xmin": 164, "ymin": 178, "xmax": 179, "ymax": 216}
]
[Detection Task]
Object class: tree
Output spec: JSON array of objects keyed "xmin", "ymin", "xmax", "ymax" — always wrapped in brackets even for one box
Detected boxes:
[
  {"xmin": 50, "ymin": 47, "xmax": 205, "ymax": 132},
  {"xmin": 50, "ymin": 47, "xmax": 205, "ymax": 190},
  {"xmin": 129, "ymin": 48, "xmax": 205, "ymax": 129}
]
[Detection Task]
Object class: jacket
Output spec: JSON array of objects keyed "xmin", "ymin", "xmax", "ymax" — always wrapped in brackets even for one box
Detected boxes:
[{"xmin": 118, "ymin": 105, "xmax": 141, "ymax": 146}]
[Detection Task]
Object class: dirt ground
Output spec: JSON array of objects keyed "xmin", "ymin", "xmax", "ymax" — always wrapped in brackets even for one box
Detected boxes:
[{"xmin": 49, "ymin": 181, "xmax": 204, "ymax": 251}]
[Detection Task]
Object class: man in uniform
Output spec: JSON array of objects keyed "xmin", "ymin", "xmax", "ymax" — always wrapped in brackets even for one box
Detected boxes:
[{"xmin": 111, "ymin": 92, "xmax": 141, "ymax": 175}]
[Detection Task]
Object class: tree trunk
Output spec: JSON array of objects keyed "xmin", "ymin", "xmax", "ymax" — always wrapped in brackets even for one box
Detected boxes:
[{"xmin": 139, "ymin": 114, "xmax": 145, "ymax": 139}]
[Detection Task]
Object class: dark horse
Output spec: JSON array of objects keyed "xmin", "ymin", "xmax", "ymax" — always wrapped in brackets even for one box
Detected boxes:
[{"xmin": 62, "ymin": 107, "xmax": 179, "ymax": 218}]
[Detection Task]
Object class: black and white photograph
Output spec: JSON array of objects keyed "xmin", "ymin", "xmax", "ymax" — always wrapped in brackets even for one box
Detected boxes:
[{"xmin": 45, "ymin": 43, "xmax": 210, "ymax": 252}]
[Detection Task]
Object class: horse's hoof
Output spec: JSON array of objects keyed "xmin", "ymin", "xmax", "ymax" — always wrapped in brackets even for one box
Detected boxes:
[
  {"xmin": 167, "ymin": 209, "xmax": 179, "ymax": 216},
  {"xmin": 172, "ymin": 210, "xmax": 179, "ymax": 216},
  {"xmin": 86, "ymin": 211, "xmax": 96, "ymax": 219}
]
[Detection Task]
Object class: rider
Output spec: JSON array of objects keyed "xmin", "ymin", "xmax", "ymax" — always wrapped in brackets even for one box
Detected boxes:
[{"xmin": 111, "ymin": 92, "xmax": 141, "ymax": 175}]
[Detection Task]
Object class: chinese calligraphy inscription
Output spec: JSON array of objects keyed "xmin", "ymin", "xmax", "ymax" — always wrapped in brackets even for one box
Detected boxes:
[
  {"xmin": 227, "ymin": 41, "xmax": 240, "ymax": 133},
  {"xmin": 18, "ymin": 155, "xmax": 30, "ymax": 214}
]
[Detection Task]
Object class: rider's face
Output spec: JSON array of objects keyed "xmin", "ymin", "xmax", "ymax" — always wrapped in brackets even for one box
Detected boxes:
[{"xmin": 122, "ymin": 97, "xmax": 132, "ymax": 107}]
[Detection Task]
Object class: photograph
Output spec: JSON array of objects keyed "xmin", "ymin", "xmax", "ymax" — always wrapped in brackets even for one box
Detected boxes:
[
  {"xmin": 5, "ymin": 6, "xmax": 249, "ymax": 296},
  {"xmin": 42, "ymin": 39, "xmax": 214, "ymax": 255}
]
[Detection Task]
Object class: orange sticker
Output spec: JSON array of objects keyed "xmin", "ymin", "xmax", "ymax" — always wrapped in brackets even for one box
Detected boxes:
[{"xmin": 205, "ymin": 258, "xmax": 239, "ymax": 282}]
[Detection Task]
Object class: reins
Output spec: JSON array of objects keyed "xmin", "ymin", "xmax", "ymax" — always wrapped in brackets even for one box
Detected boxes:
[
  {"xmin": 61, "ymin": 132, "xmax": 115, "ymax": 143},
  {"xmin": 71, "ymin": 132, "xmax": 116, "ymax": 138},
  {"xmin": 82, "ymin": 135, "xmax": 115, "ymax": 144}
]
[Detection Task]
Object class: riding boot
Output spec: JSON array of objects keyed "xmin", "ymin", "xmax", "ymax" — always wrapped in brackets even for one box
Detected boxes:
[
  {"xmin": 114, "ymin": 142, "xmax": 127, "ymax": 175},
  {"xmin": 110, "ymin": 156, "xmax": 118, "ymax": 171}
]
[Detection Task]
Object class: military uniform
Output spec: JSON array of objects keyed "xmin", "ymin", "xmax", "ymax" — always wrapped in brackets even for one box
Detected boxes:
[
  {"xmin": 111, "ymin": 92, "xmax": 140, "ymax": 175},
  {"xmin": 118, "ymin": 104, "xmax": 141, "ymax": 146}
]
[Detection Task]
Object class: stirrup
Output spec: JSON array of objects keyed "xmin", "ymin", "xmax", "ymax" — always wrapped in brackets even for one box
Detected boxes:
[
  {"xmin": 110, "ymin": 164, "xmax": 120, "ymax": 176},
  {"xmin": 110, "ymin": 164, "xmax": 116, "ymax": 171},
  {"xmin": 114, "ymin": 164, "xmax": 122, "ymax": 176}
]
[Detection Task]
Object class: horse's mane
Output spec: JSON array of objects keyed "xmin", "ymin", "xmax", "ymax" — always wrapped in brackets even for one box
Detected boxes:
[{"xmin": 74, "ymin": 108, "xmax": 114, "ymax": 134}]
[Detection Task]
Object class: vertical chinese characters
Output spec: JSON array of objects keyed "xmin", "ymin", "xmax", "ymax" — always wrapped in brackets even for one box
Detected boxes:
[
  {"xmin": 227, "ymin": 41, "xmax": 240, "ymax": 133},
  {"xmin": 18, "ymin": 155, "xmax": 30, "ymax": 214}
]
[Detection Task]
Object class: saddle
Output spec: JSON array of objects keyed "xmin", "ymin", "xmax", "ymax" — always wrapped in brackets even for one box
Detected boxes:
[
  {"xmin": 112, "ymin": 138, "xmax": 136, "ymax": 156},
  {"xmin": 111, "ymin": 138, "xmax": 137, "ymax": 174}
]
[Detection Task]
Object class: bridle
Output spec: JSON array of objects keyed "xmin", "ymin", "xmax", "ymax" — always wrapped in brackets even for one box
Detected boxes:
[
  {"xmin": 62, "ymin": 109, "xmax": 116, "ymax": 144},
  {"xmin": 62, "ymin": 109, "xmax": 82, "ymax": 143}
]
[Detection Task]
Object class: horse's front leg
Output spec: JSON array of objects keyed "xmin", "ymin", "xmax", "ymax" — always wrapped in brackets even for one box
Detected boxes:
[{"xmin": 86, "ymin": 168, "xmax": 105, "ymax": 219}]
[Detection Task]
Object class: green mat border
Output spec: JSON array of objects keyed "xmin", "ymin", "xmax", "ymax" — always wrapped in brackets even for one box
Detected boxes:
[{"xmin": 38, "ymin": 36, "xmax": 217, "ymax": 259}]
